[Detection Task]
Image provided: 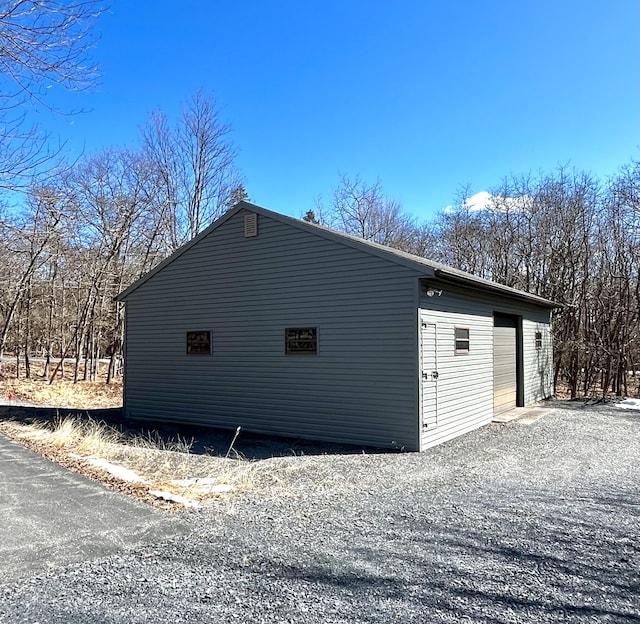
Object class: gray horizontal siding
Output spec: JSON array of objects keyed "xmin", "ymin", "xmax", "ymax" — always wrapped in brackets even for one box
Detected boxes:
[
  {"xmin": 419, "ymin": 287, "xmax": 553, "ymax": 450},
  {"xmin": 124, "ymin": 210, "xmax": 421, "ymax": 450},
  {"xmin": 490, "ymin": 299, "xmax": 553, "ymax": 405},
  {"xmin": 522, "ymin": 320, "xmax": 553, "ymax": 403},
  {"xmin": 419, "ymin": 305, "xmax": 494, "ymax": 450}
]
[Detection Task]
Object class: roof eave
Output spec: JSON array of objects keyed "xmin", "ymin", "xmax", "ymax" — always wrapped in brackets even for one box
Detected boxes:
[
  {"xmin": 115, "ymin": 200, "xmax": 561, "ymax": 312},
  {"xmin": 430, "ymin": 269, "xmax": 561, "ymax": 309}
]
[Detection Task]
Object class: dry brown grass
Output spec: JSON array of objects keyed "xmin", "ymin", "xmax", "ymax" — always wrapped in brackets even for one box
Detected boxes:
[
  {"xmin": 0, "ymin": 416, "xmax": 221, "ymax": 504},
  {"xmin": 0, "ymin": 359, "xmax": 122, "ymax": 408},
  {"xmin": 2, "ymin": 379, "xmax": 122, "ymax": 408},
  {"xmin": 0, "ymin": 358, "xmax": 355, "ymax": 509},
  {"xmin": 0, "ymin": 414, "xmax": 346, "ymax": 508}
]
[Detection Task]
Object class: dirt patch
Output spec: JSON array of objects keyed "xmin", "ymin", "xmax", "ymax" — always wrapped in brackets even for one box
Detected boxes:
[{"xmin": 0, "ymin": 359, "xmax": 122, "ymax": 409}]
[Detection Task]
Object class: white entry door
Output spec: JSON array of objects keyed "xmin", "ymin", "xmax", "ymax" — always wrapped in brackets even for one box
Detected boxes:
[{"xmin": 420, "ymin": 317, "xmax": 438, "ymax": 429}]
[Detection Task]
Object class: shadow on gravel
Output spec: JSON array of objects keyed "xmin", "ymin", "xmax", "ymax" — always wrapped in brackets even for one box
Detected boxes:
[
  {"xmin": 228, "ymin": 489, "xmax": 640, "ymax": 623},
  {"xmin": 0, "ymin": 404, "xmax": 389, "ymax": 460},
  {"xmin": 614, "ymin": 413, "xmax": 640, "ymax": 425},
  {"xmin": 546, "ymin": 396, "xmax": 640, "ymax": 411},
  {"xmin": 545, "ymin": 398, "xmax": 640, "ymax": 426},
  {"xmin": 544, "ymin": 397, "xmax": 617, "ymax": 411}
]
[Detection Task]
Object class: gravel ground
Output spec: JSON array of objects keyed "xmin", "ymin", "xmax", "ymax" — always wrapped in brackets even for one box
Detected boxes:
[{"xmin": 1, "ymin": 401, "xmax": 639, "ymax": 623}]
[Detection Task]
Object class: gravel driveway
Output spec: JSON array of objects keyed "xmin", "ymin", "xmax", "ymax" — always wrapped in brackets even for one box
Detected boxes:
[{"xmin": 1, "ymin": 401, "xmax": 638, "ymax": 623}]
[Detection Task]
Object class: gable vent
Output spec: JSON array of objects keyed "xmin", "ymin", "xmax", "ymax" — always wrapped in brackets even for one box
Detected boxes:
[{"xmin": 244, "ymin": 213, "xmax": 258, "ymax": 238}]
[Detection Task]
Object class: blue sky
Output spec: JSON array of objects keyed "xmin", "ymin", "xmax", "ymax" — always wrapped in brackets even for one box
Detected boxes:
[{"xmin": 40, "ymin": 0, "xmax": 639, "ymax": 220}]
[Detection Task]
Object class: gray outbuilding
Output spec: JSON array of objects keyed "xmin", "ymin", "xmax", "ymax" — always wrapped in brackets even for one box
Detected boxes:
[{"xmin": 116, "ymin": 202, "xmax": 556, "ymax": 451}]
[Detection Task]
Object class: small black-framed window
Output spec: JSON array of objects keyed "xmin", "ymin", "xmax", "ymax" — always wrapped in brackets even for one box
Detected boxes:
[
  {"xmin": 285, "ymin": 327, "xmax": 318, "ymax": 355},
  {"xmin": 535, "ymin": 331, "xmax": 543, "ymax": 350},
  {"xmin": 455, "ymin": 327, "xmax": 470, "ymax": 354},
  {"xmin": 186, "ymin": 330, "xmax": 211, "ymax": 355}
]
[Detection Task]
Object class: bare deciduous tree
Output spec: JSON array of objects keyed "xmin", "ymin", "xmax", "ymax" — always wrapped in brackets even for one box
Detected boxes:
[
  {"xmin": 0, "ymin": 0, "xmax": 103, "ymax": 189},
  {"xmin": 324, "ymin": 174, "xmax": 418, "ymax": 249},
  {"xmin": 0, "ymin": 186, "xmax": 64, "ymax": 371},
  {"xmin": 141, "ymin": 90, "xmax": 243, "ymax": 251},
  {"xmin": 53, "ymin": 148, "xmax": 160, "ymax": 383}
]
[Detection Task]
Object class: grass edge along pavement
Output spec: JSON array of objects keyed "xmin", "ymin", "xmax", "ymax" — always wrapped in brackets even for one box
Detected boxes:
[{"xmin": 0, "ymin": 414, "xmax": 366, "ymax": 509}]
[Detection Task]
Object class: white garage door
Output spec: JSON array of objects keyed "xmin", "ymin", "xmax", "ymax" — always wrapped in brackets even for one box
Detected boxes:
[{"xmin": 493, "ymin": 316, "xmax": 517, "ymax": 415}]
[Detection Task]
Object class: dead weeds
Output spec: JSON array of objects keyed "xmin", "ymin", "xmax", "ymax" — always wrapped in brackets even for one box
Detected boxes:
[
  {"xmin": 0, "ymin": 359, "xmax": 358, "ymax": 510},
  {"xmin": 0, "ymin": 414, "xmax": 349, "ymax": 510},
  {"xmin": 0, "ymin": 359, "xmax": 122, "ymax": 409},
  {"xmin": 0, "ymin": 416, "xmax": 258, "ymax": 508}
]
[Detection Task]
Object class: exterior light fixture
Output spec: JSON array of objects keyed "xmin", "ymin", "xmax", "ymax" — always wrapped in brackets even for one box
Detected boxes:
[{"xmin": 426, "ymin": 288, "xmax": 443, "ymax": 297}]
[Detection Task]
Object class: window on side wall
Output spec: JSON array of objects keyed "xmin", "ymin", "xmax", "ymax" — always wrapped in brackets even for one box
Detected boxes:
[
  {"xmin": 535, "ymin": 331, "xmax": 543, "ymax": 350},
  {"xmin": 455, "ymin": 327, "xmax": 470, "ymax": 354},
  {"xmin": 285, "ymin": 327, "xmax": 318, "ymax": 355},
  {"xmin": 186, "ymin": 330, "xmax": 211, "ymax": 355}
]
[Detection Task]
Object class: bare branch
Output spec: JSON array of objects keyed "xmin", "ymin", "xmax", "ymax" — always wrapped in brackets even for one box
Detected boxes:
[{"xmin": 0, "ymin": 0, "xmax": 103, "ymax": 190}]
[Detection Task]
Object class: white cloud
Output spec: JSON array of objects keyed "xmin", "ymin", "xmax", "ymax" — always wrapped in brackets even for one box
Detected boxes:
[
  {"xmin": 444, "ymin": 191, "xmax": 533, "ymax": 214},
  {"xmin": 465, "ymin": 191, "xmax": 493, "ymax": 211}
]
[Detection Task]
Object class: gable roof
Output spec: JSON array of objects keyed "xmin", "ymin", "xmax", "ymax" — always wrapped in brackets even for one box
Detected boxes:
[{"xmin": 116, "ymin": 201, "xmax": 558, "ymax": 308}]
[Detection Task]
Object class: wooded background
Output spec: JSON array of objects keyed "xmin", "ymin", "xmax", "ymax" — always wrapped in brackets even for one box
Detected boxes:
[
  {"xmin": 446, "ymin": 164, "xmax": 639, "ymax": 399},
  {"xmin": 311, "ymin": 165, "xmax": 640, "ymax": 398},
  {"xmin": 1, "ymin": 145, "xmax": 638, "ymax": 397},
  {"xmin": 0, "ymin": 2, "xmax": 637, "ymax": 397}
]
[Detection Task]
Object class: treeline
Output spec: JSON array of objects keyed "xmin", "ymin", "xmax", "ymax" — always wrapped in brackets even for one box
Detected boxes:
[
  {"xmin": 314, "ymin": 164, "xmax": 640, "ymax": 398},
  {"xmin": 433, "ymin": 164, "xmax": 640, "ymax": 398},
  {"xmin": 0, "ymin": 2, "xmax": 637, "ymax": 398},
  {"xmin": 0, "ymin": 92, "xmax": 244, "ymax": 383},
  {"xmin": 1, "ymin": 107, "xmax": 638, "ymax": 397}
]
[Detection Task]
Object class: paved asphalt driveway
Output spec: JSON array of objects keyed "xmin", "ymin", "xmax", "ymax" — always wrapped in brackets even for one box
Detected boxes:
[
  {"xmin": 0, "ymin": 433, "xmax": 188, "ymax": 583},
  {"xmin": 0, "ymin": 401, "xmax": 638, "ymax": 623}
]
